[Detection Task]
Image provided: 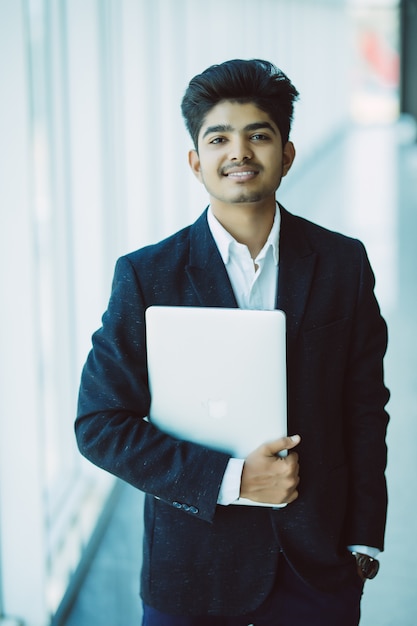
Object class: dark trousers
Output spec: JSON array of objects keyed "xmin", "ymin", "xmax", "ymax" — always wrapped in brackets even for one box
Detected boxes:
[{"xmin": 142, "ymin": 557, "xmax": 364, "ymax": 626}]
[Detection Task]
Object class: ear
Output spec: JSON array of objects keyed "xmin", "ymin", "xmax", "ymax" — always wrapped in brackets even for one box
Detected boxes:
[
  {"xmin": 282, "ymin": 141, "xmax": 296, "ymax": 177},
  {"xmin": 188, "ymin": 149, "xmax": 203, "ymax": 183}
]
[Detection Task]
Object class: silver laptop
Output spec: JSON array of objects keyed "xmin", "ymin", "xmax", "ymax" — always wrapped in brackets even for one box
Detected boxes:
[{"xmin": 145, "ymin": 306, "xmax": 288, "ymax": 507}]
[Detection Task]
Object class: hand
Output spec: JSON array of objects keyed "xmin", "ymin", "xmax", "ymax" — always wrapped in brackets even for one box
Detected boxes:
[{"xmin": 240, "ymin": 435, "xmax": 301, "ymax": 504}]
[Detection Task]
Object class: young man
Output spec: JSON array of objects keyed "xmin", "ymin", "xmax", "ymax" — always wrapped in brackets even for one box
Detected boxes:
[{"xmin": 76, "ymin": 59, "xmax": 389, "ymax": 625}]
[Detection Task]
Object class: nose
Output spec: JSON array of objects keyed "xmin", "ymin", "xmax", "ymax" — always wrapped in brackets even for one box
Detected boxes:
[{"xmin": 228, "ymin": 136, "xmax": 253, "ymax": 162}]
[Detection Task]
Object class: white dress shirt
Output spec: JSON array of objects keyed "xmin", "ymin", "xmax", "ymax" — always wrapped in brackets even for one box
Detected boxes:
[
  {"xmin": 206, "ymin": 205, "xmax": 379, "ymax": 558},
  {"xmin": 207, "ymin": 205, "xmax": 280, "ymax": 312}
]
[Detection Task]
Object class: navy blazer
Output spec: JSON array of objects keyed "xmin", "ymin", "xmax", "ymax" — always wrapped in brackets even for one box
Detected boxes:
[{"xmin": 76, "ymin": 206, "xmax": 389, "ymax": 616}]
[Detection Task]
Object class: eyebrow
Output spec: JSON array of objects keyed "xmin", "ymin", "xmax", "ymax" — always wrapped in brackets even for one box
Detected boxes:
[{"xmin": 202, "ymin": 121, "xmax": 277, "ymax": 139}]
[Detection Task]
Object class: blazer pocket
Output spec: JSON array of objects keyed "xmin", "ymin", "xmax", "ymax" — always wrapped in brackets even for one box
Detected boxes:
[{"xmin": 302, "ymin": 317, "xmax": 349, "ymax": 356}]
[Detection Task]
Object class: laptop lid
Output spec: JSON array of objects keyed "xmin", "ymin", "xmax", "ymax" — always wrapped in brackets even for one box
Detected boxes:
[{"xmin": 145, "ymin": 306, "xmax": 287, "ymax": 466}]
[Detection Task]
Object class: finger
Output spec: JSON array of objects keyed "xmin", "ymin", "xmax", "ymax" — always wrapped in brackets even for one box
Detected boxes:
[
  {"xmin": 263, "ymin": 434, "xmax": 301, "ymax": 456},
  {"xmin": 286, "ymin": 488, "xmax": 299, "ymax": 504}
]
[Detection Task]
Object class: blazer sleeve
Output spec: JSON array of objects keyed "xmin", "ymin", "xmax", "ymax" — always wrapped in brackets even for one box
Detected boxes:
[
  {"xmin": 75, "ymin": 255, "xmax": 230, "ymax": 523},
  {"xmin": 344, "ymin": 241, "xmax": 390, "ymax": 549}
]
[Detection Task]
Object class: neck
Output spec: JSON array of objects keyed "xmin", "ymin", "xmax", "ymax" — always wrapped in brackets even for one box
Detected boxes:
[{"xmin": 211, "ymin": 200, "xmax": 276, "ymax": 259}]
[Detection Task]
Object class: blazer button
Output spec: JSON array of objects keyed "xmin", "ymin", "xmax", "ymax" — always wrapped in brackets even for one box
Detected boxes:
[{"xmin": 172, "ymin": 501, "xmax": 199, "ymax": 514}]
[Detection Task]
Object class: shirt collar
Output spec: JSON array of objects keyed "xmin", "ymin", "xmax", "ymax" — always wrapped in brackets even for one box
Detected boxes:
[{"xmin": 207, "ymin": 204, "xmax": 281, "ymax": 266}]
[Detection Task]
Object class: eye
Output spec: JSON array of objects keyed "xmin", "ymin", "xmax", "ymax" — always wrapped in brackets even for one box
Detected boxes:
[
  {"xmin": 209, "ymin": 136, "xmax": 227, "ymax": 145},
  {"xmin": 251, "ymin": 133, "xmax": 270, "ymax": 141}
]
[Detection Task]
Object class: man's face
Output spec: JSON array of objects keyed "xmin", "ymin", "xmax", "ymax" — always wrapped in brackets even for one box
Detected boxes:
[{"xmin": 189, "ymin": 100, "xmax": 295, "ymax": 212}]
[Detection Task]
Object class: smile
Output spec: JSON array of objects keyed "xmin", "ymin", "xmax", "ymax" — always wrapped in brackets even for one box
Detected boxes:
[{"xmin": 224, "ymin": 170, "xmax": 258, "ymax": 180}]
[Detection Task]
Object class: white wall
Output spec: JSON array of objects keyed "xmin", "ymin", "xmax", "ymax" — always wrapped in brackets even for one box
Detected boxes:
[{"xmin": 0, "ymin": 0, "xmax": 350, "ymax": 623}]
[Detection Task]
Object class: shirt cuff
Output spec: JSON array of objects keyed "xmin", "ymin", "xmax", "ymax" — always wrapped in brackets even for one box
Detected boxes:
[
  {"xmin": 217, "ymin": 458, "xmax": 245, "ymax": 505},
  {"xmin": 347, "ymin": 545, "xmax": 380, "ymax": 558}
]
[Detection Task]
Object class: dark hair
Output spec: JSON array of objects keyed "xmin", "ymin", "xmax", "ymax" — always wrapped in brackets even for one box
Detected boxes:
[{"xmin": 181, "ymin": 59, "xmax": 299, "ymax": 149}]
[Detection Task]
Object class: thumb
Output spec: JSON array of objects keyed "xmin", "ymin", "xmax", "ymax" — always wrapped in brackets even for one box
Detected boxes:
[{"xmin": 264, "ymin": 434, "xmax": 301, "ymax": 456}]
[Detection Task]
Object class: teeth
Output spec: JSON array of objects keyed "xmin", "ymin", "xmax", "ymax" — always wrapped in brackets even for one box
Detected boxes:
[{"xmin": 228, "ymin": 171, "xmax": 255, "ymax": 177}]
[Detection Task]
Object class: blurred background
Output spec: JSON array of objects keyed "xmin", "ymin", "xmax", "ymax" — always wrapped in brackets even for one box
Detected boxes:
[{"xmin": 1, "ymin": 0, "xmax": 416, "ymax": 624}]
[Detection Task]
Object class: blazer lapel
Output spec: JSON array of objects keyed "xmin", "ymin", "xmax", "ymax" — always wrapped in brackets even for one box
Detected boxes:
[
  {"xmin": 184, "ymin": 207, "xmax": 317, "ymax": 331},
  {"xmin": 277, "ymin": 207, "xmax": 317, "ymax": 343},
  {"xmin": 185, "ymin": 210, "xmax": 238, "ymax": 308}
]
